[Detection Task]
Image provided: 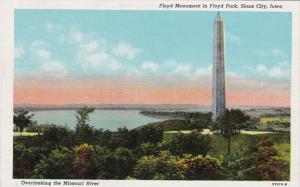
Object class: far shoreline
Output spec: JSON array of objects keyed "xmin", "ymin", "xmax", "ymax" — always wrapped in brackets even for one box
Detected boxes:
[{"xmin": 13, "ymin": 104, "xmax": 290, "ymax": 112}]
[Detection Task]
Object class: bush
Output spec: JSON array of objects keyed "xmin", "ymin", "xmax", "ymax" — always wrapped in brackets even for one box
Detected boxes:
[
  {"xmin": 93, "ymin": 146, "xmax": 136, "ymax": 179},
  {"xmin": 133, "ymin": 151, "xmax": 185, "ymax": 180},
  {"xmin": 134, "ymin": 143, "xmax": 164, "ymax": 158},
  {"xmin": 41, "ymin": 124, "xmax": 75, "ymax": 148},
  {"xmin": 167, "ymin": 131, "xmax": 212, "ymax": 156},
  {"xmin": 138, "ymin": 125, "xmax": 164, "ymax": 144},
  {"xmin": 72, "ymin": 144, "xmax": 96, "ymax": 179},
  {"xmin": 32, "ymin": 147, "xmax": 73, "ymax": 179},
  {"xmin": 13, "ymin": 142, "xmax": 40, "ymax": 178},
  {"xmin": 242, "ymin": 139, "xmax": 289, "ymax": 180},
  {"xmin": 180, "ymin": 155, "xmax": 222, "ymax": 180}
]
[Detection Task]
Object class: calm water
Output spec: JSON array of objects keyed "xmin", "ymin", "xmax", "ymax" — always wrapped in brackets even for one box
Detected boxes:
[{"xmin": 33, "ymin": 110, "xmax": 167, "ymax": 131}]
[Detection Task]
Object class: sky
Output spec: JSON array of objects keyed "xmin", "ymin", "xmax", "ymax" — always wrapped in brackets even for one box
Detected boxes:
[{"xmin": 14, "ymin": 10, "xmax": 291, "ymax": 106}]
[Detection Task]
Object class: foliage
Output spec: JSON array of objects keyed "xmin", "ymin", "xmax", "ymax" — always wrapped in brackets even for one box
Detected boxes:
[
  {"xmin": 75, "ymin": 106, "xmax": 95, "ymax": 144},
  {"xmin": 14, "ymin": 110, "xmax": 34, "ymax": 133},
  {"xmin": 138, "ymin": 111, "xmax": 212, "ymax": 131},
  {"xmin": 180, "ymin": 155, "xmax": 222, "ymax": 180},
  {"xmin": 13, "ymin": 108, "xmax": 290, "ymax": 180},
  {"xmin": 26, "ymin": 121, "xmax": 43, "ymax": 133},
  {"xmin": 32, "ymin": 147, "xmax": 73, "ymax": 179},
  {"xmin": 242, "ymin": 139, "xmax": 289, "ymax": 180},
  {"xmin": 93, "ymin": 146, "xmax": 137, "ymax": 179},
  {"xmin": 41, "ymin": 124, "xmax": 75, "ymax": 149},
  {"xmin": 219, "ymin": 152, "xmax": 248, "ymax": 180},
  {"xmin": 106, "ymin": 147, "xmax": 136, "ymax": 179},
  {"xmin": 72, "ymin": 144, "xmax": 96, "ymax": 179},
  {"xmin": 144, "ymin": 119, "xmax": 193, "ymax": 131},
  {"xmin": 107, "ymin": 127, "xmax": 140, "ymax": 149},
  {"xmin": 167, "ymin": 131, "xmax": 212, "ymax": 156},
  {"xmin": 133, "ymin": 151, "xmax": 185, "ymax": 180},
  {"xmin": 13, "ymin": 142, "xmax": 40, "ymax": 178},
  {"xmin": 140, "ymin": 110, "xmax": 212, "ymax": 126},
  {"xmin": 212, "ymin": 109, "xmax": 251, "ymax": 154},
  {"xmin": 134, "ymin": 143, "xmax": 164, "ymax": 158},
  {"xmin": 137, "ymin": 124, "xmax": 163, "ymax": 144}
]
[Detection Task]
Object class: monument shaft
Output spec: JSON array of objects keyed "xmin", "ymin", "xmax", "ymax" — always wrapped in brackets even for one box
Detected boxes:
[{"xmin": 212, "ymin": 13, "xmax": 226, "ymax": 119}]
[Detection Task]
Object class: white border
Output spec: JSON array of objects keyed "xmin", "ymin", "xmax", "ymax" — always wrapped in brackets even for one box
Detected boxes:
[{"xmin": 1, "ymin": 1, "xmax": 300, "ymax": 187}]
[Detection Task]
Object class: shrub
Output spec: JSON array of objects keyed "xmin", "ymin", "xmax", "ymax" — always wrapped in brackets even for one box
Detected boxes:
[
  {"xmin": 72, "ymin": 144, "xmax": 96, "ymax": 179},
  {"xmin": 167, "ymin": 131, "xmax": 212, "ymax": 156},
  {"xmin": 180, "ymin": 155, "xmax": 222, "ymax": 180},
  {"xmin": 133, "ymin": 151, "xmax": 185, "ymax": 180},
  {"xmin": 32, "ymin": 147, "xmax": 73, "ymax": 179}
]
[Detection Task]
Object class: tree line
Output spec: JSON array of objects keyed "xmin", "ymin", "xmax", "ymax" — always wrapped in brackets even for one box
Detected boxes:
[{"xmin": 13, "ymin": 107, "xmax": 289, "ymax": 180}]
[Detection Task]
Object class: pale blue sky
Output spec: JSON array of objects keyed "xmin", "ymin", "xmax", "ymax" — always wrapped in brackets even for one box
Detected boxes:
[{"xmin": 14, "ymin": 10, "xmax": 291, "ymax": 82}]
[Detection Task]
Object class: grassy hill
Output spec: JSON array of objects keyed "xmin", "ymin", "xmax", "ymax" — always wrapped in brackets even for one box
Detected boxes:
[
  {"xmin": 135, "ymin": 119, "xmax": 192, "ymax": 131},
  {"xmin": 164, "ymin": 131, "xmax": 290, "ymax": 163}
]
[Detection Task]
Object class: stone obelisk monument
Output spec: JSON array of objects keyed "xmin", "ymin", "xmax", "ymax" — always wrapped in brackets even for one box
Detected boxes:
[{"xmin": 212, "ymin": 12, "xmax": 226, "ymax": 120}]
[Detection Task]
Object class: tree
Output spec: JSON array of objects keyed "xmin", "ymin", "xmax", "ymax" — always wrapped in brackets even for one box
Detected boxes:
[
  {"xmin": 93, "ymin": 146, "xmax": 137, "ymax": 179},
  {"xmin": 13, "ymin": 110, "xmax": 34, "ymax": 135},
  {"xmin": 242, "ymin": 139, "xmax": 289, "ymax": 180},
  {"xmin": 13, "ymin": 141, "xmax": 40, "ymax": 178},
  {"xmin": 180, "ymin": 155, "xmax": 222, "ymax": 180},
  {"xmin": 32, "ymin": 147, "xmax": 73, "ymax": 179},
  {"xmin": 74, "ymin": 106, "xmax": 95, "ymax": 144},
  {"xmin": 107, "ymin": 127, "xmax": 140, "ymax": 149},
  {"xmin": 167, "ymin": 131, "xmax": 212, "ymax": 156},
  {"xmin": 72, "ymin": 144, "xmax": 96, "ymax": 179},
  {"xmin": 138, "ymin": 124, "xmax": 163, "ymax": 144},
  {"xmin": 135, "ymin": 143, "xmax": 163, "ymax": 158},
  {"xmin": 212, "ymin": 109, "xmax": 250, "ymax": 154},
  {"xmin": 187, "ymin": 112, "xmax": 212, "ymax": 130},
  {"xmin": 41, "ymin": 124, "xmax": 75, "ymax": 149},
  {"xmin": 133, "ymin": 151, "xmax": 185, "ymax": 180},
  {"xmin": 106, "ymin": 147, "xmax": 137, "ymax": 179}
]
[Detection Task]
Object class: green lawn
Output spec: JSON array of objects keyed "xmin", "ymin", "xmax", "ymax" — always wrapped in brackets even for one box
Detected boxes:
[
  {"xmin": 163, "ymin": 131, "xmax": 290, "ymax": 162},
  {"xmin": 13, "ymin": 132, "xmax": 40, "ymax": 136},
  {"xmin": 260, "ymin": 117, "xmax": 290, "ymax": 123}
]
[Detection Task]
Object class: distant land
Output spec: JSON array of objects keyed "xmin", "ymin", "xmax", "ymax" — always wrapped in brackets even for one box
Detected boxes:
[{"xmin": 14, "ymin": 104, "xmax": 290, "ymax": 112}]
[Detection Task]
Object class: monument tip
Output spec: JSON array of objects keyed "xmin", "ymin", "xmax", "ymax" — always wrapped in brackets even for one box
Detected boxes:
[{"xmin": 215, "ymin": 11, "xmax": 222, "ymax": 21}]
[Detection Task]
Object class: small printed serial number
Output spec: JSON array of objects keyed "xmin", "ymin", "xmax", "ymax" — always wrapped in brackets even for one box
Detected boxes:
[{"xmin": 272, "ymin": 182, "xmax": 287, "ymax": 186}]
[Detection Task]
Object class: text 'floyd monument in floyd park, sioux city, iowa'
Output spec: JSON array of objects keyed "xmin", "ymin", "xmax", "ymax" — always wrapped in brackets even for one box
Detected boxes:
[{"xmin": 212, "ymin": 12, "xmax": 226, "ymax": 120}]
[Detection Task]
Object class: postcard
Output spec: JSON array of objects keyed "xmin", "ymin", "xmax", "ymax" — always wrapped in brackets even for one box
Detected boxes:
[{"xmin": 0, "ymin": 0, "xmax": 300, "ymax": 187}]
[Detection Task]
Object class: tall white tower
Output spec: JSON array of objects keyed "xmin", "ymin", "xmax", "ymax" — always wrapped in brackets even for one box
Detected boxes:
[{"xmin": 212, "ymin": 12, "xmax": 226, "ymax": 120}]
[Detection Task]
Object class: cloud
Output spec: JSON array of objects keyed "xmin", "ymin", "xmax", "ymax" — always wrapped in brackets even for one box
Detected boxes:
[
  {"xmin": 14, "ymin": 47, "xmax": 24, "ymax": 59},
  {"xmin": 268, "ymin": 67, "xmax": 288, "ymax": 79},
  {"xmin": 271, "ymin": 48, "xmax": 281, "ymax": 55},
  {"xmin": 113, "ymin": 41, "xmax": 141, "ymax": 59},
  {"xmin": 142, "ymin": 61, "xmax": 158, "ymax": 72},
  {"xmin": 188, "ymin": 65, "xmax": 212, "ymax": 81},
  {"xmin": 256, "ymin": 64, "xmax": 267, "ymax": 72},
  {"xmin": 271, "ymin": 48, "xmax": 287, "ymax": 58},
  {"xmin": 173, "ymin": 64, "xmax": 192, "ymax": 75},
  {"xmin": 81, "ymin": 41, "xmax": 100, "ymax": 52},
  {"xmin": 253, "ymin": 62, "xmax": 290, "ymax": 79},
  {"xmin": 226, "ymin": 32, "xmax": 240, "ymax": 43},
  {"xmin": 41, "ymin": 60, "xmax": 69, "ymax": 78},
  {"xmin": 85, "ymin": 52, "xmax": 121, "ymax": 70},
  {"xmin": 76, "ymin": 41, "xmax": 121, "ymax": 71},
  {"xmin": 127, "ymin": 68, "xmax": 143, "ymax": 76},
  {"xmin": 254, "ymin": 48, "xmax": 287, "ymax": 59},
  {"xmin": 194, "ymin": 65, "xmax": 212, "ymax": 76},
  {"xmin": 27, "ymin": 40, "xmax": 69, "ymax": 78},
  {"xmin": 44, "ymin": 22, "xmax": 63, "ymax": 34},
  {"xmin": 35, "ymin": 48, "xmax": 51, "ymax": 61}
]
